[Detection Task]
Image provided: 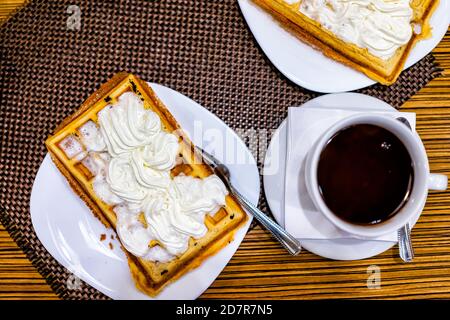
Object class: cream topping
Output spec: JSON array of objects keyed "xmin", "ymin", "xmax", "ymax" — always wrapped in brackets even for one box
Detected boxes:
[
  {"xmin": 98, "ymin": 92, "xmax": 161, "ymax": 157},
  {"xmin": 86, "ymin": 92, "xmax": 228, "ymax": 262},
  {"xmin": 78, "ymin": 121, "xmax": 106, "ymax": 152},
  {"xmin": 288, "ymin": 0, "xmax": 414, "ymax": 60},
  {"xmin": 107, "ymin": 155, "xmax": 149, "ymax": 205}
]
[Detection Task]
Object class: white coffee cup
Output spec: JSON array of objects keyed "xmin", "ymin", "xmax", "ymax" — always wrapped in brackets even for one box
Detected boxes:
[{"xmin": 305, "ymin": 114, "xmax": 448, "ymax": 238}]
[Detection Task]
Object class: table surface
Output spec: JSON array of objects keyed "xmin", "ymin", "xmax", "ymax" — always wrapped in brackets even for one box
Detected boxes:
[{"xmin": 1, "ymin": 1, "xmax": 450, "ymax": 300}]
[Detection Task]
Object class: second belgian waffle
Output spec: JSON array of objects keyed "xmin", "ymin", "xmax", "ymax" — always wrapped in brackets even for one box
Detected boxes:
[{"xmin": 252, "ymin": 0, "xmax": 439, "ymax": 85}]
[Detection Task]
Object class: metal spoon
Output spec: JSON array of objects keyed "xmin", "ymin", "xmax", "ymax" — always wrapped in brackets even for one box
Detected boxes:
[
  {"xmin": 196, "ymin": 146, "xmax": 302, "ymax": 256},
  {"xmin": 396, "ymin": 117, "xmax": 414, "ymax": 262},
  {"xmin": 214, "ymin": 164, "xmax": 302, "ymax": 256}
]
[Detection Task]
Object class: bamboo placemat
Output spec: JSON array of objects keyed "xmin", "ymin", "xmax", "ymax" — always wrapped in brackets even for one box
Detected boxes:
[{"xmin": 0, "ymin": 0, "xmax": 447, "ymax": 299}]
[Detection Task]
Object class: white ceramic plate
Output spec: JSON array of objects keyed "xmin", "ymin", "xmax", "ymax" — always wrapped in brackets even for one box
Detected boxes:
[
  {"xmin": 263, "ymin": 93, "xmax": 423, "ymax": 260},
  {"xmin": 238, "ymin": 0, "xmax": 450, "ymax": 93},
  {"xmin": 30, "ymin": 83, "xmax": 260, "ymax": 300}
]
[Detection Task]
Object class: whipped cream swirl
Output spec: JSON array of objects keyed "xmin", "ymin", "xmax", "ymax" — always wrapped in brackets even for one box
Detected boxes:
[
  {"xmin": 289, "ymin": 0, "xmax": 414, "ymax": 60},
  {"xmin": 86, "ymin": 92, "xmax": 228, "ymax": 262},
  {"xmin": 98, "ymin": 92, "xmax": 161, "ymax": 157}
]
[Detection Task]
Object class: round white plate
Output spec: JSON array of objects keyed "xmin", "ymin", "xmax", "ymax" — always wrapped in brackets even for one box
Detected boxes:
[
  {"xmin": 263, "ymin": 93, "xmax": 424, "ymax": 260},
  {"xmin": 238, "ymin": 0, "xmax": 450, "ymax": 93},
  {"xmin": 30, "ymin": 83, "xmax": 260, "ymax": 300}
]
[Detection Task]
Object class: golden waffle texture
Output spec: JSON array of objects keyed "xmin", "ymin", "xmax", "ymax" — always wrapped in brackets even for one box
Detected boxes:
[
  {"xmin": 252, "ymin": 0, "xmax": 439, "ymax": 85},
  {"xmin": 45, "ymin": 72, "xmax": 248, "ymax": 296}
]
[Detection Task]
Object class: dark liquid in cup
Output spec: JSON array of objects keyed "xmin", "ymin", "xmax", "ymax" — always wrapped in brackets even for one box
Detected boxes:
[{"xmin": 317, "ymin": 124, "xmax": 413, "ymax": 225}]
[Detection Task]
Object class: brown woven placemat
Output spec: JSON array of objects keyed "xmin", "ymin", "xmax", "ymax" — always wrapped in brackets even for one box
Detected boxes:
[{"xmin": 0, "ymin": 0, "xmax": 442, "ymax": 300}]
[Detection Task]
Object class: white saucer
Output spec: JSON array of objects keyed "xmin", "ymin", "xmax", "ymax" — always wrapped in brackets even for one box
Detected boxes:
[
  {"xmin": 238, "ymin": 0, "xmax": 450, "ymax": 93},
  {"xmin": 30, "ymin": 83, "xmax": 260, "ymax": 300},
  {"xmin": 263, "ymin": 93, "xmax": 424, "ymax": 260}
]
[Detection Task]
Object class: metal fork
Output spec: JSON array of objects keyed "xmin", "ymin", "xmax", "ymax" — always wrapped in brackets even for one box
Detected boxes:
[{"xmin": 196, "ymin": 147, "xmax": 302, "ymax": 256}]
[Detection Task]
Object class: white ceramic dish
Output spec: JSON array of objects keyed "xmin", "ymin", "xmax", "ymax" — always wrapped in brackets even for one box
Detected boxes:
[
  {"xmin": 30, "ymin": 83, "xmax": 260, "ymax": 300},
  {"xmin": 238, "ymin": 0, "xmax": 450, "ymax": 93},
  {"xmin": 263, "ymin": 93, "xmax": 423, "ymax": 260}
]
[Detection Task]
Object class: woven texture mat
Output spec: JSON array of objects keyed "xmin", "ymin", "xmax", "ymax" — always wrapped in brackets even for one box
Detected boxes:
[{"xmin": 0, "ymin": 0, "xmax": 442, "ymax": 299}]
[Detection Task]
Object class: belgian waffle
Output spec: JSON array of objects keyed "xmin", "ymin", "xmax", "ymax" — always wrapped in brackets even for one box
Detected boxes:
[
  {"xmin": 252, "ymin": 0, "xmax": 439, "ymax": 85},
  {"xmin": 45, "ymin": 72, "xmax": 248, "ymax": 297}
]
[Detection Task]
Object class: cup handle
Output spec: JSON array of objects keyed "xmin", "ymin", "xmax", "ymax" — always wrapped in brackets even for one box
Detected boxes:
[{"xmin": 428, "ymin": 174, "xmax": 448, "ymax": 191}]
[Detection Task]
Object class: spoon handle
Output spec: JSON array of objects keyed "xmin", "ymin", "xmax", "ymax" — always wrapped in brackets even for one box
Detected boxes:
[
  {"xmin": 398, "ymin": 223, "xmax": 414, "ymax": 262},
  {"xmin": 230, "ymin": 185, "xmax": 302, "ymax": 256},
  {"xmin": 396, "ymin": 118, "xmax": 415, "ymax": 263}
]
